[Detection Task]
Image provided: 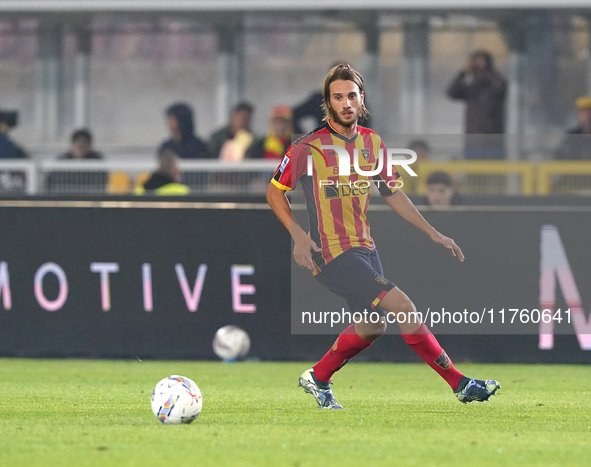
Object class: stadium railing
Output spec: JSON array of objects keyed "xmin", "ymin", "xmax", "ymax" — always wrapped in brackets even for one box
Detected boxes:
[
  {"xmin": 0, "ymin": 160, "xmax": 38, "ymax": 195},
  {"xmin": 1, "ymin": 159, "xmax": 591, "ymax": 196},
  {"xmin": 414, "ymin": 161, "xmax": 536, "ymax": 196},
  {"xmin": 0, "ymin": 160, "xmax": 279, "ymax": 195},
  {"xmin": 536, "ymin": 161, "xmax": 591, "ymax": 195}
]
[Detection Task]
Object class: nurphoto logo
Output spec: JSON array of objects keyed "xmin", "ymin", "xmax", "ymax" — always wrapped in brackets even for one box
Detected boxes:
[{"xmin": 305, "ymin": 145, "xmax": 418, "ymax": 189}]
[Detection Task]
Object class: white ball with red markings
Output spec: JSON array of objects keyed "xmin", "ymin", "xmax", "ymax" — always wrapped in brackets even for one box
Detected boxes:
[
  {"xmin": 151, "ymin": 375, "xmax": 202, "ymax": 424},
  {"xmin": 213, "ymin": 325, "xmax": 250, "ymax": 360}
]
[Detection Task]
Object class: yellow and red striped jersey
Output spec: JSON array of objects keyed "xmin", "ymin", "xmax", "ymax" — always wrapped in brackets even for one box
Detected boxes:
[{"xmin": 271, "ymin": 121, "xmax": 403, "ymax": 274}]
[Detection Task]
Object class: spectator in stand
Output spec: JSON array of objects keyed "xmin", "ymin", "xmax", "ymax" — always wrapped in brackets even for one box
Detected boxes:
[
  {"xmin": 555, "ymin": 96, "xmax": 591, "ymax": 160},
  {"xmin": 158, "ymin": 103, "xmax": 209, "ymax": 159},
  {"xmin": 209, "ymin": 102, "xmax": 254, "ymax": 161},
  {"xmin": 0, "ymin": 109, "xmax": 27, "ymax": 192},
  {"xmin": 0, "ymin": 109, "xmax": 27, "ymax": 159},
  {"xmin": 424, "ymin": 171, "xmax": 462, "ymax": 209},
  {"xmin": 49, "ymin": 128, "xmax": 105, "ymax": 193},
  {"xmin": 447, "ymin": 50, "xmax": 507, "ymax": 160},
  {"xmin": 248, "ymin": 105, "xmax": 293, "ymax": 159},
  {"xmin": 136, "ymin": 150, "xmax": 190, "ymax": 195},
  {"xmin": 59, "ymin": 129, "xmax": 103, "ymax": 159}
]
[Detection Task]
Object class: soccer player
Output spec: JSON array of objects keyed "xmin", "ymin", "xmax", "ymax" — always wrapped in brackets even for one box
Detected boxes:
[{"xmin": 266, "ymin": 63, "xmax": 500, "ymax": 409}]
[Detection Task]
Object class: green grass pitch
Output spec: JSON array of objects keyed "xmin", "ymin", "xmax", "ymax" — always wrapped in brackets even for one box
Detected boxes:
[{"xmin": 0, "ymin": 359, "xmax": 589, "ymax": 467}]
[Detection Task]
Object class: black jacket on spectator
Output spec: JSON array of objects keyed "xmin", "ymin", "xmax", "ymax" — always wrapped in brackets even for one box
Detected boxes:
[
  {"xmin": 292, "ymin": 91, "xmax": 324, "ymax": 134},
  {"xmin": 447, "ymin": 70, "xmax": 507, "ymax": 136},
  {"xmin": 158, "ymin": 104, "xmax": 210, "ymax": 159},
  {"xmin": 143, "ymin": 172, "xmax": 175, "ymax": 190},
  {"xmin": 0, "ymin": 132, "xmax": 27, "ymax": 159}
]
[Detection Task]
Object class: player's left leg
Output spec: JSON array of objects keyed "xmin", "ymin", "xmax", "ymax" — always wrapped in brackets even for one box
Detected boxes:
[
  {"xmin": 378, "ymin": 287, "xmax": 463, "ymax": 387},
  {"xmin": 377, "ymin": 287, "xmax": 501, "ymax": 403}
]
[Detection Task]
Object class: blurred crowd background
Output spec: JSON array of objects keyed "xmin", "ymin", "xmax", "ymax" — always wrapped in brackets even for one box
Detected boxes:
[{"xmin": 1, "ymin": 1, "xmax": 591, "ymax": 197}]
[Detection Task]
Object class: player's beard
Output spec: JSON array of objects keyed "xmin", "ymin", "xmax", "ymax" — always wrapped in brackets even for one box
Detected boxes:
[{"xmin": 328, "ymin": 106, "xmax": 358, "ymax": 128}]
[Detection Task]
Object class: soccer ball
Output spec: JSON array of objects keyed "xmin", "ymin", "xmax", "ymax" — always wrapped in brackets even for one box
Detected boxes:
[
  {"xmin": 151, "ymin": 375, "xmax": 202, "ymax": 424},
  {"xmin": 212, "ymin": 325, "xmax": 250, "ymax": 361}
]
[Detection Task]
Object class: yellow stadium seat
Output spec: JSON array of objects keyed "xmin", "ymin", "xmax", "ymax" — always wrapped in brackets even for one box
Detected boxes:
[{"xmin": 107, "ymin": 172, "xmax": 131, "ymax": 194}]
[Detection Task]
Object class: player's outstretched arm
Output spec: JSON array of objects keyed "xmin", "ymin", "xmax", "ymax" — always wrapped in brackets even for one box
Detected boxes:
[
  {"xmin": 266, "ymin": 183, "xmax": 321, "ymax": 271},
  {"xmin": 383, "ymin": 190, "xmax": 465, "ymax": 262}
]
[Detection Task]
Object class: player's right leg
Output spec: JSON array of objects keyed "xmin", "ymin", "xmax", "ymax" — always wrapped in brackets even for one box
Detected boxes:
[
  {"xmin": 298, "ymin": 315, "xmax": 386, "ymax": 409},
  {"xmin": 298, "ymin": 248, "xmax": 394, "ymax": 408},
  {"xmin": 298, "ymin": 368, "xmax": 343, "ymax": 409}
]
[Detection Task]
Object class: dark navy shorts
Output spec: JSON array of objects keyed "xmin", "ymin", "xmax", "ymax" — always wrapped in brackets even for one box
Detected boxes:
[{"xmin": 314, "ymin": 247, "xmax": 396, "ymax": 316}]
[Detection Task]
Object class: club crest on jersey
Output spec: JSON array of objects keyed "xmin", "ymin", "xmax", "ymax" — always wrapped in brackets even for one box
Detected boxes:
[
  {"xmin": 361, "ymin": 148, "xmax": 370, "ymax": 162},
  {"xmin": 279, "ymin": 155, "xmax": 289, "ymax": 173},
  {"xmin": 375, "ymin": 276, "xmax": 388, "ymax": 285},
  {"xmin": 434, "ymin": 350, "xmax": 451, "ymax": 369}
]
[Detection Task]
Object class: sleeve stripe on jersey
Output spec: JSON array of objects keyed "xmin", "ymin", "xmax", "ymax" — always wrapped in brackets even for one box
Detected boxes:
[
  {"xmin": 271, "ymin": 178, "xmax": 292, "ymax": 191},
  {"xmin": 371, "ymin": 290, "xmax": 389, "ymax": 309},
  {"xmin": 373, "ymin": 173, "xmax": 399, "ymax": 196}
]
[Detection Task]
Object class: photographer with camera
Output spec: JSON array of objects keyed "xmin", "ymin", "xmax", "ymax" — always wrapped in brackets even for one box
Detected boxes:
[{"xmin": 0, "ymin": 110, "xmax": 27, "ymax": 159}]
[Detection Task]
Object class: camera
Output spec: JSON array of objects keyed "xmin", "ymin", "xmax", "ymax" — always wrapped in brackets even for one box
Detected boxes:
[{"xmin": 0, "ymin": 110, "xmax": 19, "ymax": 128}]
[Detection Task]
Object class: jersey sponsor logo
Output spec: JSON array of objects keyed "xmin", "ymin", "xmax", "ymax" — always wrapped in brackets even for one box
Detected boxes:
[
  {"xmin": 324, "ymin": 185, "xmax": 339, "ymax": 199},
  {"xmin": 323, "ymin": 183, "xmax": 371, "ymax": 199},
  {"xmin": 332, "ymin": 165, "xmax": 371, "ymax": 175},
  {"xmin": 375, "ymin": 276, "xmax": 388, "ymax": 285},
  {"xmin": 434, "ymin": 350, "xmax": 451, "ymax": 369}
]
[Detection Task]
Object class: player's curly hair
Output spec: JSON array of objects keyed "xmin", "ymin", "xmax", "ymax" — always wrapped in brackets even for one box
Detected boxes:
[{"xmin": 321, "ymin": 63, "xmax": 369, "ymax": 122}]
